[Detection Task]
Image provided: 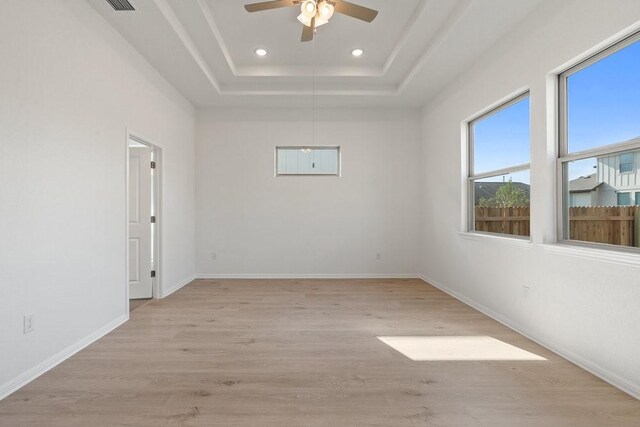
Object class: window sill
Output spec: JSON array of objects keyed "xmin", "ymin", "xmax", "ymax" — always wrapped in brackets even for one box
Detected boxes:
[
  {"xmin": 458, "ymin": 232, "xmax": 533, "ymax": 248},
  {"xmin": 541, "ymin": 242, "xmax": 640, "ymax": 267}
]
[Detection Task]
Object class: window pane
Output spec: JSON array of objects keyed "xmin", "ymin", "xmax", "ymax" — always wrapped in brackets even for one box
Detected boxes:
[
  {"xmin": 564, "ymin": 149, "xmax": 640, "ymax": 247},
  {"xmin": 617, "ymin": 193, "xmax": 631, "ymax": 206},
  {"xmin": 276, "ymin": 147, "xmax": 339, "ymax": 176},
  {"xmin": 473, "ymin": 169, "xmax": 530, "ymax": 237},
  {"xmin": 567, "ymin": 38, "xmax": 640, "ymax": 153},
  {"xmin": 472, "ymin": 96, "xmax": 530, "ymax": 174},
  {"xmin": 635, "ymin": 192, "xmax": 640, "ymax": 206},
  {"xmin": 619, "ymin": 152, "xmax": 635, "ymax": 173}
]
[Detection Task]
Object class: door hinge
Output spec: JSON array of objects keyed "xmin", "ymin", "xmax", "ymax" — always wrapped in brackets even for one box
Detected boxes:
[
  {"xmin": 151, "ymin": 270, "xmax": 156, "ymax": 278},
  {"xmin": 151, "ymin": 216, "xmax": 156, "ymax": 223},
  {"xmin": 151, "ymin": 161, "xmax": 156, "ymax": 169}
]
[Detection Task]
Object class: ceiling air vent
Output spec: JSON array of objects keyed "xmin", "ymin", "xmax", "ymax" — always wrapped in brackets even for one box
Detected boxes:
[{"xmin": 106, "ymin": 0, "xmax": 135, "ymax": 11}]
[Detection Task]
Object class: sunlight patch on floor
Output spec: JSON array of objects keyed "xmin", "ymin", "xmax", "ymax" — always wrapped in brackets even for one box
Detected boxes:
[{"xmin": 378, "ymin": 336, "xmax": 547, "ymax": 361}]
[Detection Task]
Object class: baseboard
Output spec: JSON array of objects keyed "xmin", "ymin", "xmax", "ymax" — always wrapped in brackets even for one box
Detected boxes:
[
  {"xmin": 418, "ymin": 274, "xmax": 640, "ymax": 400},
  {"xmin": 161, "ymin": 274, "xmax": 197, "ymax": 298},
  {"xmin": 0, "ymin": 314, "xmax": 128, "ymax": 401},
  {"xmin": 196, "ymin": 273, "xmax": 421, "ymax": 279}
]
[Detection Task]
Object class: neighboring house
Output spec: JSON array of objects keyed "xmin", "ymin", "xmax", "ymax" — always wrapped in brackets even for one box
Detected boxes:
[
  {"xmin": 597, "ymin": 151, "xmax": 640, "ymax": 206},
  {"xmin": 474, "ymin": 181, "xmax": 530, "ymax": 204},
  {"xmin": 568, "ymin": 173, "xmax": 617, "ymax": 207},
  {"xmin": 569, "ymin": 151, "xmax": 640, "ymax": 206}
]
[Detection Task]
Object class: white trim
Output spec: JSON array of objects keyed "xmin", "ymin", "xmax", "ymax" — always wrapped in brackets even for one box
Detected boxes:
[
  {"xmin": 459, "ymin": 231, "xmax": 533, "ymax": 248},
  {"xmin": 398, "ymin": 0, "xmax": 473, "ymax": 93},
  {"xmin": 196, "ymin": 273, "xmax": 421, "ymax": 280},
  {"xmin": 0, "ymin": 314, "xmax": 128, "ymax": 401},
  {"xmin": 155, "ymin": 0, "xmax": 222, "ymax": 93},
  {"xmin": 540, "ymin": 243, "xmax": 640, "ymax": 268},
  {"xmin": 418, "ymin": 275, "xmax": 640, "ymax": 400},
  {"xmin": 381, "ymin": 0, "xmax": 431, "ymax": 75},
  {"xmin": 469, "ymin": 163, "xmax": 531, "ymax": 181},
  {"xmin": 161, "ymin": 274, "xmax": 197, "ymax": 298}
]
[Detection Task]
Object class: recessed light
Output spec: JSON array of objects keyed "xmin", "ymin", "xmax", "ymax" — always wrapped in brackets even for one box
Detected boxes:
[
  {"xmin": 255, "ymin": 48, "xmax": 267, "ymax": 57},
  {"xmin": 351, "ymin": 48, "xmax": 364, "ymax": 57}
]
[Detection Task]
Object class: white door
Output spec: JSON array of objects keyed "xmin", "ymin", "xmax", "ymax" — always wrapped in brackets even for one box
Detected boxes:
[{"xmin": 129, "ymin": 146, "xmax": 153, "ymax": 299}]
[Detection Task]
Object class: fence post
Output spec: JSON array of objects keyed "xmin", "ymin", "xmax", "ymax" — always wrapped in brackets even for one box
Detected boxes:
[{"xmin": 635, "ymin": 208, "xmax": 640, "ymax": 248}]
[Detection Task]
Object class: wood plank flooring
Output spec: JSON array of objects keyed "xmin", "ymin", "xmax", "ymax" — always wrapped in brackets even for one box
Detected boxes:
[
  {"xmin": 1, "ymin": 279, "xmax": 639, "ymax": 426},
  {"xmin": 129, "ymin": 298, "xmax": 152, "ymax": 313}
]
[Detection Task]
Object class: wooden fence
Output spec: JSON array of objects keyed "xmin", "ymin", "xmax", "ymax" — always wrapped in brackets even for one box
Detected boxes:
[
  {"xmin": 474, "ymin": 207, "xmax": 530, "ymax": 237},
  {"xmin": 475, "ymin": 206, "xmax": 640, "ymax": 247}
]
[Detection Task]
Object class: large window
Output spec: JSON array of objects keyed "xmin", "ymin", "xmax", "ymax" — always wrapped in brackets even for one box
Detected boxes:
[
  {"xmin": 276, "ymin": 146, "xmax": 340, "ymax": 176},
  {"xmin": 559, "ymin": 32, "xmax": 640, "ymax": 250},
  {"xmin": 468, "ymin": 93, "xmax": 531, "ymax": 238}
]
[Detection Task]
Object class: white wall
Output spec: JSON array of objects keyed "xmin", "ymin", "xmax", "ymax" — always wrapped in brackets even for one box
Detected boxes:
[
  {"xmin": 420, "ymin": 0, "xmax": 640, "ymax": 397},
  {"xmin": 196, "ymin": 108, "xmax": 421, "ymax": 277},
  {"xmin": 0, "ymin": 0, "xmax": 196, "ymax": 396}
]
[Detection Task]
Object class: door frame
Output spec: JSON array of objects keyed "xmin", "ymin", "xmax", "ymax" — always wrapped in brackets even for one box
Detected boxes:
[{"xmin": 125, "ymin": 129, "xmax": 163, "ymax": 314}]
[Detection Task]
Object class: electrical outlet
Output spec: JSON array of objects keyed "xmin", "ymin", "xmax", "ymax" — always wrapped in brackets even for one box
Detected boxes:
[
  {"xmin": 376, "ymin": 253, "xmax": 381, "ymax": 260},
  {"xmin": 23, "ymin": 314, "xmax": 34, "ymax": 334},
  {"xmin": 522, "ymin": 286, "xmax": 531, "ymax": 301},
  {"xmin": 212, "ymin": 252, "xmax": 217, "ymax": 260}
]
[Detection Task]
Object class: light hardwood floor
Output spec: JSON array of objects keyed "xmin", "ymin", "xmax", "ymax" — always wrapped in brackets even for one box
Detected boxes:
[
  {"xmin": 129, "ymin": 298, "xmax": 152, "ymax": 313},
  {"xmin": 1, "ymin": 279, "xmax": 639, "ymax": 426}
]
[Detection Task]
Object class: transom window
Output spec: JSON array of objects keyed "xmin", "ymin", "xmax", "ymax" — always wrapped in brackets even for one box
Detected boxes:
[
  {"xmin": 468, "ymin": 93, "xmax": 531, "ymax": 238},
  {"xmin": 559, "ymin": 32, "xmax": 640, "ymax": 250},
  {"xmin": 276, "ymin": 146, "xmax": 340, "ymax": 176}
]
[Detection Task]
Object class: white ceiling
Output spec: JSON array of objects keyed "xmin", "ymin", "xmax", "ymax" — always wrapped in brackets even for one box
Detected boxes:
[{"xmin": 86, "ymin": 0, "xmax": 543, "ymax": 108}]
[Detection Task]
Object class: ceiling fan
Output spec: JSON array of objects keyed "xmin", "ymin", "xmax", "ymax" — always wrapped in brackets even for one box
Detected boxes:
[{"xmin": 244, "ymin": 0, "xmax": 378, "ymax": 42}]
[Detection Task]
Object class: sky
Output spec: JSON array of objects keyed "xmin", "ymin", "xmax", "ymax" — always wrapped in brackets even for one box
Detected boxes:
[{"xmin": 473, "ymin": 37, "xmax": 640, "ymax": 183}]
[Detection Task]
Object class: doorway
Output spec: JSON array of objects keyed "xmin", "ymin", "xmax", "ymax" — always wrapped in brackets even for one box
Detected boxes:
[{"xmin": 126, "ymin": 133, "xmax": 161, "ymax": 311}]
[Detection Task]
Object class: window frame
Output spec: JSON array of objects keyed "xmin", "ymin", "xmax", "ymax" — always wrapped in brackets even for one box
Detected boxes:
[
  {"xmin": 557, "ymin": 30, "xmax": 640, "ymax": 252},
  {"xmin": 275, "ymin": 146, "xmax": 341, "ymax": 177},
  {"xmin": 467, "ymin": 91, "xmax": 531, "ymax": 239}
]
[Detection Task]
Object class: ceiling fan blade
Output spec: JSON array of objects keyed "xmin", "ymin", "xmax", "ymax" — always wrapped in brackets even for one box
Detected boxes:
[
  {"xmin": 301, "ymin": 24, "xmax": 314, "ymax": 42},
  {"xmin": 301, "ymin": 16, "xmax": 315, "ymax": 42},
  {"xmin": 333, "ymin": 0, "xmax": 378, "ymax": 23},
  {"xmin": 244, "ymin": 0, "xmax": 296, "ymax": 13}
]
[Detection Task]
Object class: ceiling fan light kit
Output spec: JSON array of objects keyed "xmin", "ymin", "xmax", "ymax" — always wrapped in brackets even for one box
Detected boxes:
[
  {"xmin": 318, "ymin": 2, "xmax": 335, "ymax": 20},
  {"xmin": 244, "ymin": 0, "xmax": 378, "ymax": 42},
  {"xmin": 302, "ymin": 0, "xmax": 317, "ymax": 17}
]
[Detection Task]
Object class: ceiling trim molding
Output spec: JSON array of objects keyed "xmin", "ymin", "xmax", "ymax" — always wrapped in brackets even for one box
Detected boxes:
[
  {"xmin": 382, "ymin": 0, "xmax": 432, "ymax": 75},
  {"xmin": 195, "ymin": 0, "xmax": 429, "ymax": 79},
  {"xmin": 398, "ymin": 0, "xmax": 473, "ymax": 92},
  {"xmin": 224, "ymin": 65, "xmax": 383, "ymax": 77},
  {"xmin": 196, "ymin": 0, "xmax": 238, "ymax": 76},
  {"xmin": 219, "ymin": 87, "xmax": 399, "ymax": 96},
  {"xmin": 155, "ymin": 0, "xmax": 473, "ymax": 97},
  {"xmin": 154, "ymin": 0, "xmax": 398, "ymax": 96},
  {"xmin": 154, "ymin": 0, "xmax": 222, "ymax": 93}
]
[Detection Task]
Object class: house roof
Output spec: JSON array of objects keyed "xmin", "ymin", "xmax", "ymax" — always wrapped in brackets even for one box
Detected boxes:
[
  {"xmin": 569, "ymin": 173, "xmax": 602, "ymax": 192},
  {"xmin": 474, "ymin": 182, "xmax": 530, "ymax": 204}
]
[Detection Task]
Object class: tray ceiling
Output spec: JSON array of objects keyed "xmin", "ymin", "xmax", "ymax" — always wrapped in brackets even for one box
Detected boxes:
[{"xmin": 86, "ymin": 0, "xmax": 543, "ymax": 107}]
